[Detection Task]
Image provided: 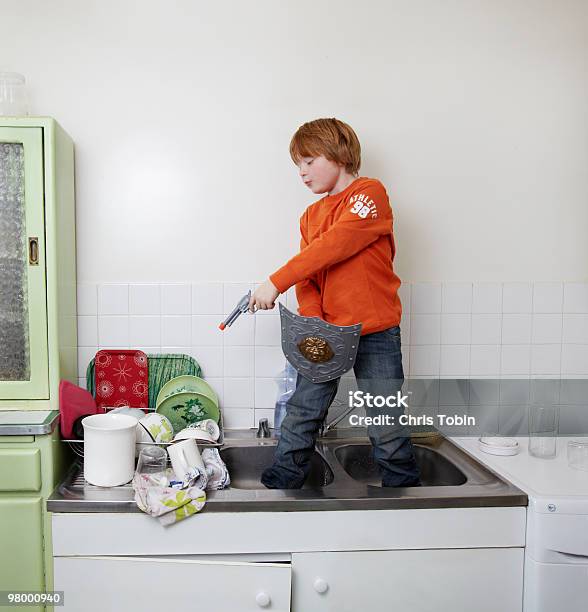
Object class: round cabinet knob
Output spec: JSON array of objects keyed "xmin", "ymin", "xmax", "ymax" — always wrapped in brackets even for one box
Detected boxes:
[
  {"xmin": 314, "ymin": 578, "xmax": 329, "ymax": 594},
  {"xmin": 256, "ymin": 591, "xmax": 271, "ymax": 608}
]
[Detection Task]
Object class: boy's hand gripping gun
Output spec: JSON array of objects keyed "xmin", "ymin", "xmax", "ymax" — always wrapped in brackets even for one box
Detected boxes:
[{"xmin": 219, "ymin": 290, "xmax": 251, "ymax": 330}]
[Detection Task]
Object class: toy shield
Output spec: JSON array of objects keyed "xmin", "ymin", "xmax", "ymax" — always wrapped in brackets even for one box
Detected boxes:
[{"xmin": 279, "ymin": 303, "xmax": 362, "ymax": 383}]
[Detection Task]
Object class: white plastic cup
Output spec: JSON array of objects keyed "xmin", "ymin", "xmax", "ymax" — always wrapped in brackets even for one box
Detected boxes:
[
  {"xmin": 168, "ymin": 439, "xmax": 205, "ymax": 481},
  {"xmin": 82, "ymin": 413, "xmax": 137, "ymax": 486}
]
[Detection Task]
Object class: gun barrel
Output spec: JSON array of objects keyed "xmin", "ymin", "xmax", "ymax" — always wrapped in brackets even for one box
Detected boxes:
[{"xmin": 219, "ymin": 291, "xmax": 251, "ymax": 330}]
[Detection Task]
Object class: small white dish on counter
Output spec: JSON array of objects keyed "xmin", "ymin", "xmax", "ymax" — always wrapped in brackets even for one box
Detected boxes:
[{"xmin": 478, "ymin": 435, "xmax": 519, "ymax": 456}]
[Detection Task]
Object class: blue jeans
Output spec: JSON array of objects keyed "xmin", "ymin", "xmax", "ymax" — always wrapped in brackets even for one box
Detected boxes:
[{"xmin": 261, "ymin": 326, "xmax": 421, "ymax": 488}]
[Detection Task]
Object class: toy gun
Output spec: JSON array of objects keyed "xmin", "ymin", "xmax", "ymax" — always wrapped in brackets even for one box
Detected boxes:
[{"xmin": 219, "ymin": 290, "xmax": 251, "ymax": 330}]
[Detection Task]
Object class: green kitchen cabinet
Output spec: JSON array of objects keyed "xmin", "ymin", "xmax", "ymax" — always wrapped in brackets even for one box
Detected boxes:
[
  {"xmin": 0, "ymin": 118, "xmax": 77, "ymax": 409},
  {"xmin": 0, "ymin": 419, "xmax": 69, "ymax": 612},
  {"xmin": 0, "ymin": 116, "xmax": 77, "ymax": 611}
]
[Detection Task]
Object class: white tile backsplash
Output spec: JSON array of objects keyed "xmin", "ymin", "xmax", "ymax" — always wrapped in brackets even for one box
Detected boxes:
[
  {"xmin": 192, "ymin": 283, "xmax": 224, "ymax": 314},
  {"xmin": 409, "ymin": 345, "xmax": 440, "ymax": 376},
  {"xmin": 77, "ymin": 315, "xmax": 98, "ymax": 346},
  {"xmin": 224, "ymin": 346, "xmax": 254, "ymax": 377},
  {"xmin": 77, "ymin": 346, "xmax": 96, "ymax": 378},
  {"xmin": 440, "ymin": 314, "xmax": 471, "ymax": 345},
  {"xmin": 400, "ymin": 314, "xmax": 410, "ymax": 345},
  {"xmin": 76, "ymin": 281, "xmax": 587, "ymax": 423},
  {"xmin": 224, "ymin": 283, "xmax": 254, "ymax": 312},
  {"xmin": 98, "ymin": 315, "xmax": 129, "ymax": 346},
  {"xmin": 190, "ymin": 346, "xmax": 223, "ymax": 378},
  {"xmin": 531, "ymin": 345, "xmax": 561, "ymax": 375},
  {"xmin": 562, "ymin": 314, "xmax": 588, "ymax": 344},
  {"xmin": 161, "ymin": 284, "xmax": 191, "ymax": 315},
  {"xmin": 442, "ymin": 283, "xmax": 472, "ymax": 313},
  {"xmin": 205, "ymin": 377, "xmax": 224, "ymax": 405},
  {"xmin": 532, "ymin": 314, "xmax": 562, "ymax": 344},
  {"xmin": 471, "ymin": 314, "xmax": 501, "ymax": 344},
  {"xmin": 397, "ymin": 282, "xmax": 411, "ymax": 313},
  {"xmin": 410, "ymin": 314, "xmax": 441, "ymax": 345},
  {"xmin": 161, "ymin": 316, "xmax": 191, "ymax": 346},
  {"xmin": 411, "ymin": 283, "xmax": 442, "ymax": 314},
  {"xmin": 191, "ymin": 315, "xmax": 224, "ymax": 346},
  {"xmin": 255, "ymin": 346, "xmax": 285, "ymax": 377},
  {"xmin": 472, "ymin": 283, "xmax": 502, "ymax": 313},
  {"xmin": 563, "ymin": 283, "xmax": 588, "ymax": 313},
  {"xmin": 129, "ymin": 284, "xmax": 161, "ymax": 315},
  {"xmin": 501, "ymin": 314, "xmax": 532, "ymax": 345},
  {"xmin": 129, "ymin": 315, "xmax": 161, "ymax": 346},
  {"xmin": 470, "ymin": 345, "xmax": 501, "ymax": 376},
  {"xmin": 77, "ymin": 283, "xmax": 97, "ymax": 315},
  {"xmin": 255, "ymin": 377, "xmax": 278, "ymax": 409},
  {"xmin": 500, "ymin": 345, "xmax": 531, "ymax": 376},
  {"xmin": 254, "ymin": 314, "xmax": 282, "ymax": 346},
  {"xmin": 561, "ymin": 344, "xmax": 588, "ymax": 375},
  {"xmin": 439, "ymin": 345, "xmax": 470, "ymax": 377},
  {"xmin": 502, "ymin": 282, "xmax": 532, "ymax": 313},
  {"xmin": 533, "ymin": 282, "xmax": 563, "ymax": 313},
  {"xmin": 223, "ymin": 378, "xmax": 254, "ymax": 408},
  {"xmin": 222, "ymin": 408, "xmax": 255, "ymax": 429},
  {"xmin": 98, "ymin": 284, "xmax": 129, "ymax": 315},
  {"xmin": 223, "ymin": 314, "xmax": 255, "ymax": 346}
]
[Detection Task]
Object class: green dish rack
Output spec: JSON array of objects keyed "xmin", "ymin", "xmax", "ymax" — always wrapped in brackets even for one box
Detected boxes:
[{"xmin": 86, "ymin": 353, "xmax": 203, "ymax": 408}]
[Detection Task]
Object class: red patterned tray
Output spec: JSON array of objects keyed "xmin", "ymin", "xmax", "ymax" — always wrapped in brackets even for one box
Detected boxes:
[{"xmin": 94, "ymin": 349, "xmax": 149, "ymax": 409}]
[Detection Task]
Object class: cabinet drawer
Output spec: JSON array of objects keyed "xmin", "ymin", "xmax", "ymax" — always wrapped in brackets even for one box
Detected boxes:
[
  {"xmin": 293, "ymin": 548, "xmax": 523, "ymax": 612},
  {"xmin": 55, "ymin": 556, "xmax": 291, "ymax": 612},
  {"xmin": 0, "ymin": 497, "xmax": 44, "ymax": 594},
  {"xmin": 0, "ymin": 448, "xmax": 41, "ymax": 491}
]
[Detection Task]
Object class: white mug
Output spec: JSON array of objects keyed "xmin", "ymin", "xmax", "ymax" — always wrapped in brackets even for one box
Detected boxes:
[{"xmin": 168, "ymin": 438, "xmax": 205, "ymax": 481}]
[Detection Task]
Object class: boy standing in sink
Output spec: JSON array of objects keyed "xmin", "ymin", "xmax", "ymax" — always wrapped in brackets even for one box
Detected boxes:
[{"xmin": 249, "ymin": 118, "xmax": 421, "ymax": 489}]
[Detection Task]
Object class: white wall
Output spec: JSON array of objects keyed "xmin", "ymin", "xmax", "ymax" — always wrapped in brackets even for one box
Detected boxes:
[{"xmin": 3, "ymin": 0, "xmax": 587, "ymax": 284}]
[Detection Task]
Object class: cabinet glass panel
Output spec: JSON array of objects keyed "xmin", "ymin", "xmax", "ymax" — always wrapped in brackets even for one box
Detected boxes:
[
  {"xmin": 0, "ymin": 127, "xmax": 48, "ymax": 400},
  {"xmin": 0, "ymin": 142, "xmax": 30, "ymax": 381}
]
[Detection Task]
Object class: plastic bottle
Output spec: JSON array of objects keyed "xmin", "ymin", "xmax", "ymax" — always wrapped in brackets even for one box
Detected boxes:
[{"xmin": 273, "ymin": 361, "xmax": 298, "ymax": 436}]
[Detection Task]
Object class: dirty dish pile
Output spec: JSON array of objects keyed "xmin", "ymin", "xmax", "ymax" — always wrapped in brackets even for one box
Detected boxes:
[{"xmin": 155, "ymin": 375, "xmax": 221, "ymax": 434}]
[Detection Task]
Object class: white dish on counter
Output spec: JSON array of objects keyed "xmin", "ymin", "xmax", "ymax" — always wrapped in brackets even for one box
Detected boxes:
[{"xmin": 478, "ymin": 436, "xmax": 519, "ymax": 456}]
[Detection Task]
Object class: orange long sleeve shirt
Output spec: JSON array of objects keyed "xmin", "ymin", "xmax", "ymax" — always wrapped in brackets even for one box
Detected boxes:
[{"xmin": 270, "ymin": 177, "xmax": 403, "ymax": 336}]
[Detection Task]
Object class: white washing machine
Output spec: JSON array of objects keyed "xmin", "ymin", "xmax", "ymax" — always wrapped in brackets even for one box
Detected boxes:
[{"xmin": 452, "ymin": 436, "xmax": 588, "ymax": 610}]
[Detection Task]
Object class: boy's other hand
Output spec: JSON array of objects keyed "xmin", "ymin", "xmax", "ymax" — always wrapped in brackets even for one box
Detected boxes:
[{"xmin": 249, "ymin": 279, "xmax": 280, "ymax": 313}]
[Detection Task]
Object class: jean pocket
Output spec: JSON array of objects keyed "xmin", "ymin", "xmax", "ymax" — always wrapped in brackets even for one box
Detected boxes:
[{"xmin": 384, "ymin": 326, "xmax": 401, "ymax": 338}]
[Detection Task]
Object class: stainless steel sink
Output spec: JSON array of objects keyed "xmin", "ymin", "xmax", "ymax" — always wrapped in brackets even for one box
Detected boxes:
[
  {"xmin": 334, "ymin": 443, "xmax": 467, "ymax": 487},
  {"xmin": 48, "ymin": 429, "xmax": 527, "ymax": 513},
  {"xmin": 220, "ymin": 445, "xmax": 334, "ymax": 489}
]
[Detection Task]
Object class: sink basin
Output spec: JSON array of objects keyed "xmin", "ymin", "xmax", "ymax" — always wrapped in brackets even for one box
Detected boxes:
[
  {"xmin": 220, "ymin": 445, "xmax": 334, "ymax": 490},
  {"xmin": 334, "ymin": 444, "xmax": 467, "ymax": 487}
]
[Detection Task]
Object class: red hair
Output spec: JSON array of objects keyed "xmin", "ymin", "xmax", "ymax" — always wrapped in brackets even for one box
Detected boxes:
[{"xmin": 289, "ymin": 118, "xmax": 361, "ymax": 175}]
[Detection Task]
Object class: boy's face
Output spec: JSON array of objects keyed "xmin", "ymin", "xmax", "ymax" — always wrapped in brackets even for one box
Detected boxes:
[{"xmin": 297, "ymin": 154, "xmax": 345, "ymax": 195}]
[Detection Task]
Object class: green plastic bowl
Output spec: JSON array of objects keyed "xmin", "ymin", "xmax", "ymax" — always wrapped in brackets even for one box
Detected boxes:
[
  {"xmin": 156, "ymin": 391, "xmax": 220, "ymax": 432},
  {"xmin": 156, "ymin": 375, "xmax": 219, "ymax": 407}
]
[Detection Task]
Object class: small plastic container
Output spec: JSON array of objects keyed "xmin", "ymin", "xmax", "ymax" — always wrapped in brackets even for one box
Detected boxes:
[
  {"xmin": 528, "ymin": 404, "xmax": 559, "ymax": 459},
  {"xmin": 567, "ymin": 440, "xmax": 588, "ymax": 471},
  {"xmin": 273, "ymin": 361, "xmax": 297, "ymax": 436},
  {"xmin": 0, "ymin": 72, "xmax": 28, "ymax": 116},
  {"xmin": 478, "ymin": 434, "xmax": 519, "ymax": 456}
]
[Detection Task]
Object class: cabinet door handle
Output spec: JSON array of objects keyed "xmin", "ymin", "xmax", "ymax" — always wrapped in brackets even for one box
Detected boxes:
[
  {"xmin": 255, "ymin": 591, "xmax": 271, "ymax": 608},
  {"xmin": 314, "ymin": 577, "xmax": 329, "ymax": 593},
  {"xmin": 28, "ymin": 237, "xmax": 39, "ymax": 265}
]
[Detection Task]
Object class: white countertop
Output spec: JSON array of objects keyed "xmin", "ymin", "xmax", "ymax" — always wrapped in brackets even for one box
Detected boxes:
[
  {"xmin": 0, "ymin": 410, "xmax": 54, "ymax": 425},
  {"xmin": 451, "ymin": 436, "xmax": 588, "ymax": 504},
  {"xmin": 0, "ymin": 410, "xmax": 59, "ymax": 435}
]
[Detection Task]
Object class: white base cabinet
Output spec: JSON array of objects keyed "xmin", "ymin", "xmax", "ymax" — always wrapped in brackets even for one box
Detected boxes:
[
  {"xmin": 292, "ymin": 548, "xmax": 524, "ymax": 612},
  {"xmin": 52, "ymin": 507, "xmax": 526, "ymax": 612},
  {"xmin": 54, "ymin": 556, "xmax": 291, "ymax": 612}
]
